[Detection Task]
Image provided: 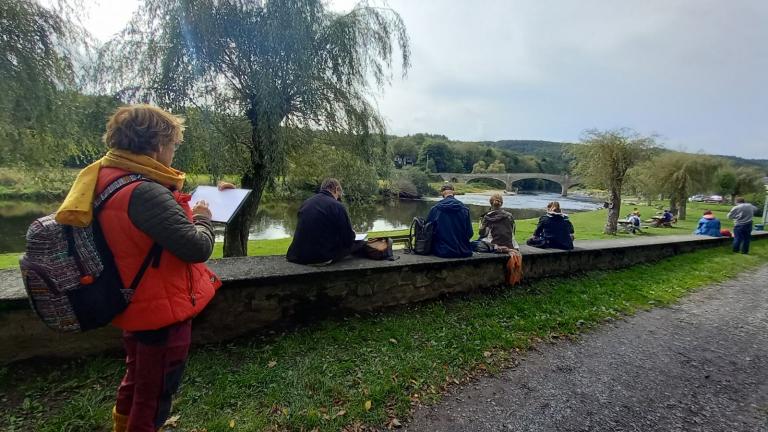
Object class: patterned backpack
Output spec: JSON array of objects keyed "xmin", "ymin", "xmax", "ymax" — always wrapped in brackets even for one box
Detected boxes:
[{"xmin": 19, "ymin": 174, "xmax": 161, "ymax": 332}]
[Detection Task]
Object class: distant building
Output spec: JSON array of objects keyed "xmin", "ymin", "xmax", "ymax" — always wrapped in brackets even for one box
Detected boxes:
[{"xmin": 394, "ymin": 155, "xmax": 415, "ymax": 167}]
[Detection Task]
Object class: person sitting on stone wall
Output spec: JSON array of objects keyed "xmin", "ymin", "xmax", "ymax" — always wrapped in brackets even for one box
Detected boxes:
[
  {"xmin": 694, "ymin": 210, "xmax": 722, "ymax": 237},
  {"xmin": 527, "ymin": 201, "xmax": 575, "ymax": 250},
  {"xmin": 426, "ymin": 183, "xmax": 474, "ymax": 258},
  {"xmin": 287, "ymin": 178, "xmax": 364, "ymax": 265},
  {"xmin": 474, "ymin": 193, "xmax": 519, "ymax": 253}
]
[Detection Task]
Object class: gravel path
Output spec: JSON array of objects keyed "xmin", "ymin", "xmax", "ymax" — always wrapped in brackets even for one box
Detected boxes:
[{"xmin": 404, "ymin": 265, "xmax": 768, "ymax": 432}]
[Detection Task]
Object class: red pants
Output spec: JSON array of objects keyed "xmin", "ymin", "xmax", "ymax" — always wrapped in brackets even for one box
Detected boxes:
[{"xmin": 115, "ymin": 320, "xmax": 192, "ymax": 432}]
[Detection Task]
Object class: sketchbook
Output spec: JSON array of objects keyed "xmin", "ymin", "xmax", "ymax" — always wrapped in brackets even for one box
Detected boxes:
[{"xmin": 190, "ymin": 186, "xmax": 251, "ymax": 224}]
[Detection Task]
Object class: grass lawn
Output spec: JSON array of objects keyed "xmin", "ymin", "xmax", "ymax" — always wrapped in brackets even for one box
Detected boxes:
[
  {"xmin": 2, "ymin": 240, "xmax": 767, "ymax": 431},
  {"xmin": 0, "ymin": 200, "xmax": 750, "ymax": 268}
]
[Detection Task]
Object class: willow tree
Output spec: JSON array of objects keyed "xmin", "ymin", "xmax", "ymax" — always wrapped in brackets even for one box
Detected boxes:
[
  {"xmin": 652, "ymin": 152, "xmax": 719, "ymax": 220},
  {"xmin": 570, "ymin": 129, "xmax": 655, "ymax": 234},
  {"xmin": 0, "ymin": 0, "xmax": 91, "ymax": 167},
  {"xmin": 98, "ymin": 0, "xmax": 410, "ymax": 256}
]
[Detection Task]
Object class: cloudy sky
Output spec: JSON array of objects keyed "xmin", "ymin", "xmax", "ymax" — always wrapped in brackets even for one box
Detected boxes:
[{"xmin": 84, "ymin": 0, "xmax": 767, "ymax": 159}]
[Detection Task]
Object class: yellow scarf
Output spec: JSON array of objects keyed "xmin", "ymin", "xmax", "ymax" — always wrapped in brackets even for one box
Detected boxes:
[{"xmin": 55, "ymin": 149, "xmax": 186, "ymax": 227}]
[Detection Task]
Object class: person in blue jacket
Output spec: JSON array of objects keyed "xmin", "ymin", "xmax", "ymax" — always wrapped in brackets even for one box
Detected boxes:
[
  {"xmin": 426, "ymin": 183, "xmax": 473, "ymax": 258},
  {"xmin": 694, "ymin": 210, "xmax": 721, "ymax": 237}
]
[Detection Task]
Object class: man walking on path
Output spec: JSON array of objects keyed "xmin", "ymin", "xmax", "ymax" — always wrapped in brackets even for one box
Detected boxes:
[{"xmin": 727, "ymin": 197, "xmax": 759, "ymax": 254}]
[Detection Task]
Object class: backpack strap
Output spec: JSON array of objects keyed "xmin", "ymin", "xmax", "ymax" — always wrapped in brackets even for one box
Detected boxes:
[
  {"xmin": 128, "ymin": 243, "xmax": 164, "ymax": 291},
  {"xmin": 407, "ymin": 218, "xmax": 418, "ymax": 253},
  {"xmin": 91, "ymin": 173, "xmax": 164, "ymax": 290},
  {"xmin": 94, "ymin": 174, "xmax": 147, "ymax": 211}
]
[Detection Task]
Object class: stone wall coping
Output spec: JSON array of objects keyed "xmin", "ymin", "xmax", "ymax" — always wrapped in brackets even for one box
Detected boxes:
[
  {"xmin": 3, "ymin": 232, "xmax": 766, "ymax": 304},
  {"xmin": 2, "ymin": 231, "xmax": 766, "ymax": 364}
]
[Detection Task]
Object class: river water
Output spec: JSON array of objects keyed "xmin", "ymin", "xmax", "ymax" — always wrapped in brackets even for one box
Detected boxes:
[{"xmin": 0, "ymin": 192, "xmax": 601, "ymax": 253}]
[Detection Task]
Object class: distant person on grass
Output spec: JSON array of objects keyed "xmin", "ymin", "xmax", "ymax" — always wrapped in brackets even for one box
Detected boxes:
[
  {"xmin": 286, "ymin": 178, "xmax": 364, "ymax": 265},
  {"xmin": 662, "ymin": 209, "xmax": 674, "ymax": 223},
  {"xmin": 57, "ymin": 105, "xmax": 221, "ymax": 432},
  {"xmin": 474, "ymin": 193, "xmax": 519, "ymax": 253},
  {"xmin": 727, "ymin": 197, "xmax": 759, "ymax": 254},
  {"xmin": 527, "ymin": 201, "xmax": 575, "ymax": 250},
  {"xmin": 427, "ymin": 183, "xmax": 473, "ymax": 258},
  {"xmin": 694, "ymin": 210, "xmax": 721, "ymax": 237}
]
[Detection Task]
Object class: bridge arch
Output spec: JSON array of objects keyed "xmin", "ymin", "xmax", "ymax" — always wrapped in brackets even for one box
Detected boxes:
[
  {"xmin": 434, "ymin": 172, "xmax": 581, "ymax": 197},
  {"xmin": 465, "ymin": 176, "xmax": 507, "ymax": 190},
  {"xmin": 509, "ymin": 177, "xmax": 562, "ymax": 194}
]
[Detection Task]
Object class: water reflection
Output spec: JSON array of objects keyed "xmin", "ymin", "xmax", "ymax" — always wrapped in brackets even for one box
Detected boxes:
[
  {"xmin": 240, "ymin": 192, "xmax": 600, "ymax": 241},
  {"xmin": 0, "ymin": 193, "xmax": 601, "ymax": 252},
  {"xmin": 0, "ymin": 201, "xmax": 60, "ymax": 255}
]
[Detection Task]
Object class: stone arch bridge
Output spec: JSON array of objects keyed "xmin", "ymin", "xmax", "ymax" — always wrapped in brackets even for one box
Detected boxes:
[{"xmin": 435, "ymin": 173, "xmax": 582, "ymax": 197}]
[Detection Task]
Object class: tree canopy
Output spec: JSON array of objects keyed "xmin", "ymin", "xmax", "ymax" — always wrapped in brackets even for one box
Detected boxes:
[
  {"xmin": 0, "ymin": 0, "xmax": 102, "ymax": 168},
  {"xmin": 570, "ymin": 128, "xmax": 655, "ymax": 234},
  {"xmin": 99, "ymin": 0, "xmax": 410, "ymax": 256}
]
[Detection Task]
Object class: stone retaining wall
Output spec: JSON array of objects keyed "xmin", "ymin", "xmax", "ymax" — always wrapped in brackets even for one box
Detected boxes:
[{"xmin": 1, "ymin": 233, "xmax": 765, "ymax": 364}]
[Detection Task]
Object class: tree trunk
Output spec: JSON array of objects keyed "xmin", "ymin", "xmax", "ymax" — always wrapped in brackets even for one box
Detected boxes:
[
  {"xmin": 669, "ymin": 196, "xmax": 678, "ymax": 216},
  {"xmin": 678, "ymin": 198, "xmax": 687, "ymax": 221},
  {"xmin": 604, "ymin": 185, "xmax": 621, "ymax": 235},
  {"xmin": 222, "ymin": 108, "xmax": 278, "ymax": 257},
  {"xmin": 223, "ymin": 170, "xmax": 268, "ymax": 257}
]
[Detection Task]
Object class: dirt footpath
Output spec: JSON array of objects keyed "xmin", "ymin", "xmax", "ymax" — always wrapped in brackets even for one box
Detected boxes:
[{"xmin": 405, "ymin": 265, "xmax": 768, "ymax": 432}]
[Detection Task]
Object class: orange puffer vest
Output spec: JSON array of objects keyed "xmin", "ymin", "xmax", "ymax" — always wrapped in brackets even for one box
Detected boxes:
[{"xmin": 96, "ymin": 167, "xmax": 221, "ymax": 331}]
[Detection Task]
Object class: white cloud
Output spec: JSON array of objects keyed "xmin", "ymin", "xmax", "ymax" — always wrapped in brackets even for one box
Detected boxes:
[{"xmin": 77, "ymin": 0, "xmax": 768, "ymax": 158}]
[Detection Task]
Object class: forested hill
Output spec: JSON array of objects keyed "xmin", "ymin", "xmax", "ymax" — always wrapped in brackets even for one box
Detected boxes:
[
  {"xmin": 484, "ymin": 140, "xmax": 572, "ymax": 160},
  {"xmin": 487, "ymin": 139, "xmax": 767, "ymax": 175},
  {"xmin": 717, "ymin": 155, "xmax": 768, "ymax": 174}
]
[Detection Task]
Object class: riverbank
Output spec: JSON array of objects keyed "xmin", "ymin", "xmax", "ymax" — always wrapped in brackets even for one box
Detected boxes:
[
  {"xmin": 0, "ymin": 200, "xmax": 750, "ymax": 269},
  {"xmin": 2, "ymin": 238, "xmax": 766, "ymax": 431}
]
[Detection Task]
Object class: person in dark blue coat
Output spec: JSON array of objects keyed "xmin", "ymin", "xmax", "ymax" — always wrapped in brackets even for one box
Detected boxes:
[
  {"xmin": 426, "ymin": 183, "xmax": 473, "ymax": 258},
  {"xmin": 528, "ymin": 201, "xmax": 575, "ymax": 250},
  {"xmin": 287, "ymin": 178, "xmax": 361, "ymax": 265},
  {"xmin": 694, "ymin": 210, "xmax": 721, "ymax": 237}
]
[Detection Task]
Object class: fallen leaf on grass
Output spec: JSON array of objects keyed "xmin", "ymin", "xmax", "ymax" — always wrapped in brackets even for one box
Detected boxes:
[
  {"xmin": 342, "ymin": 421, "xmax": 368, "ymax": 432},
  {"xmin": 334, "ymin": 409, "xmax": 347, "ymax": 418},
  {"xmin": 229, "ymin": 419, "xmax": 235, "ymax": 428},
  {"xmin": 364, "ymin": 400, "xmax": 372, "ymax": 411},
  {"xmin": 164, "ymin": 414, "xmax": 181, "ymax": 427},
  {"xmin": 388, "ymin": 338, "xmax": 398, "ymax": 344},
  {"xmin": 386, "ymin": 417, "xmax": 402, "ymax": 429},
  {"xmin": 267, "ymin": 360, "xmax": 277, "ymax": 368}
]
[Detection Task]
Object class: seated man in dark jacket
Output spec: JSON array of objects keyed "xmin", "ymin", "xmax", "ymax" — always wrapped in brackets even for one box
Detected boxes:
[
  {"xmin": 426, "ymin": 183, "xmax": 473, "ymax": 258},
  {"xmin": 287, "ymin": 178, "xmax": 361, "ymax": 265}
]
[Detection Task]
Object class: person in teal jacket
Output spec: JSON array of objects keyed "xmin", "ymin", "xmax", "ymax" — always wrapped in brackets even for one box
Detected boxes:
[{"xmin": 694, "ymin": 210, "xmax": 721, "ymax": 237}]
